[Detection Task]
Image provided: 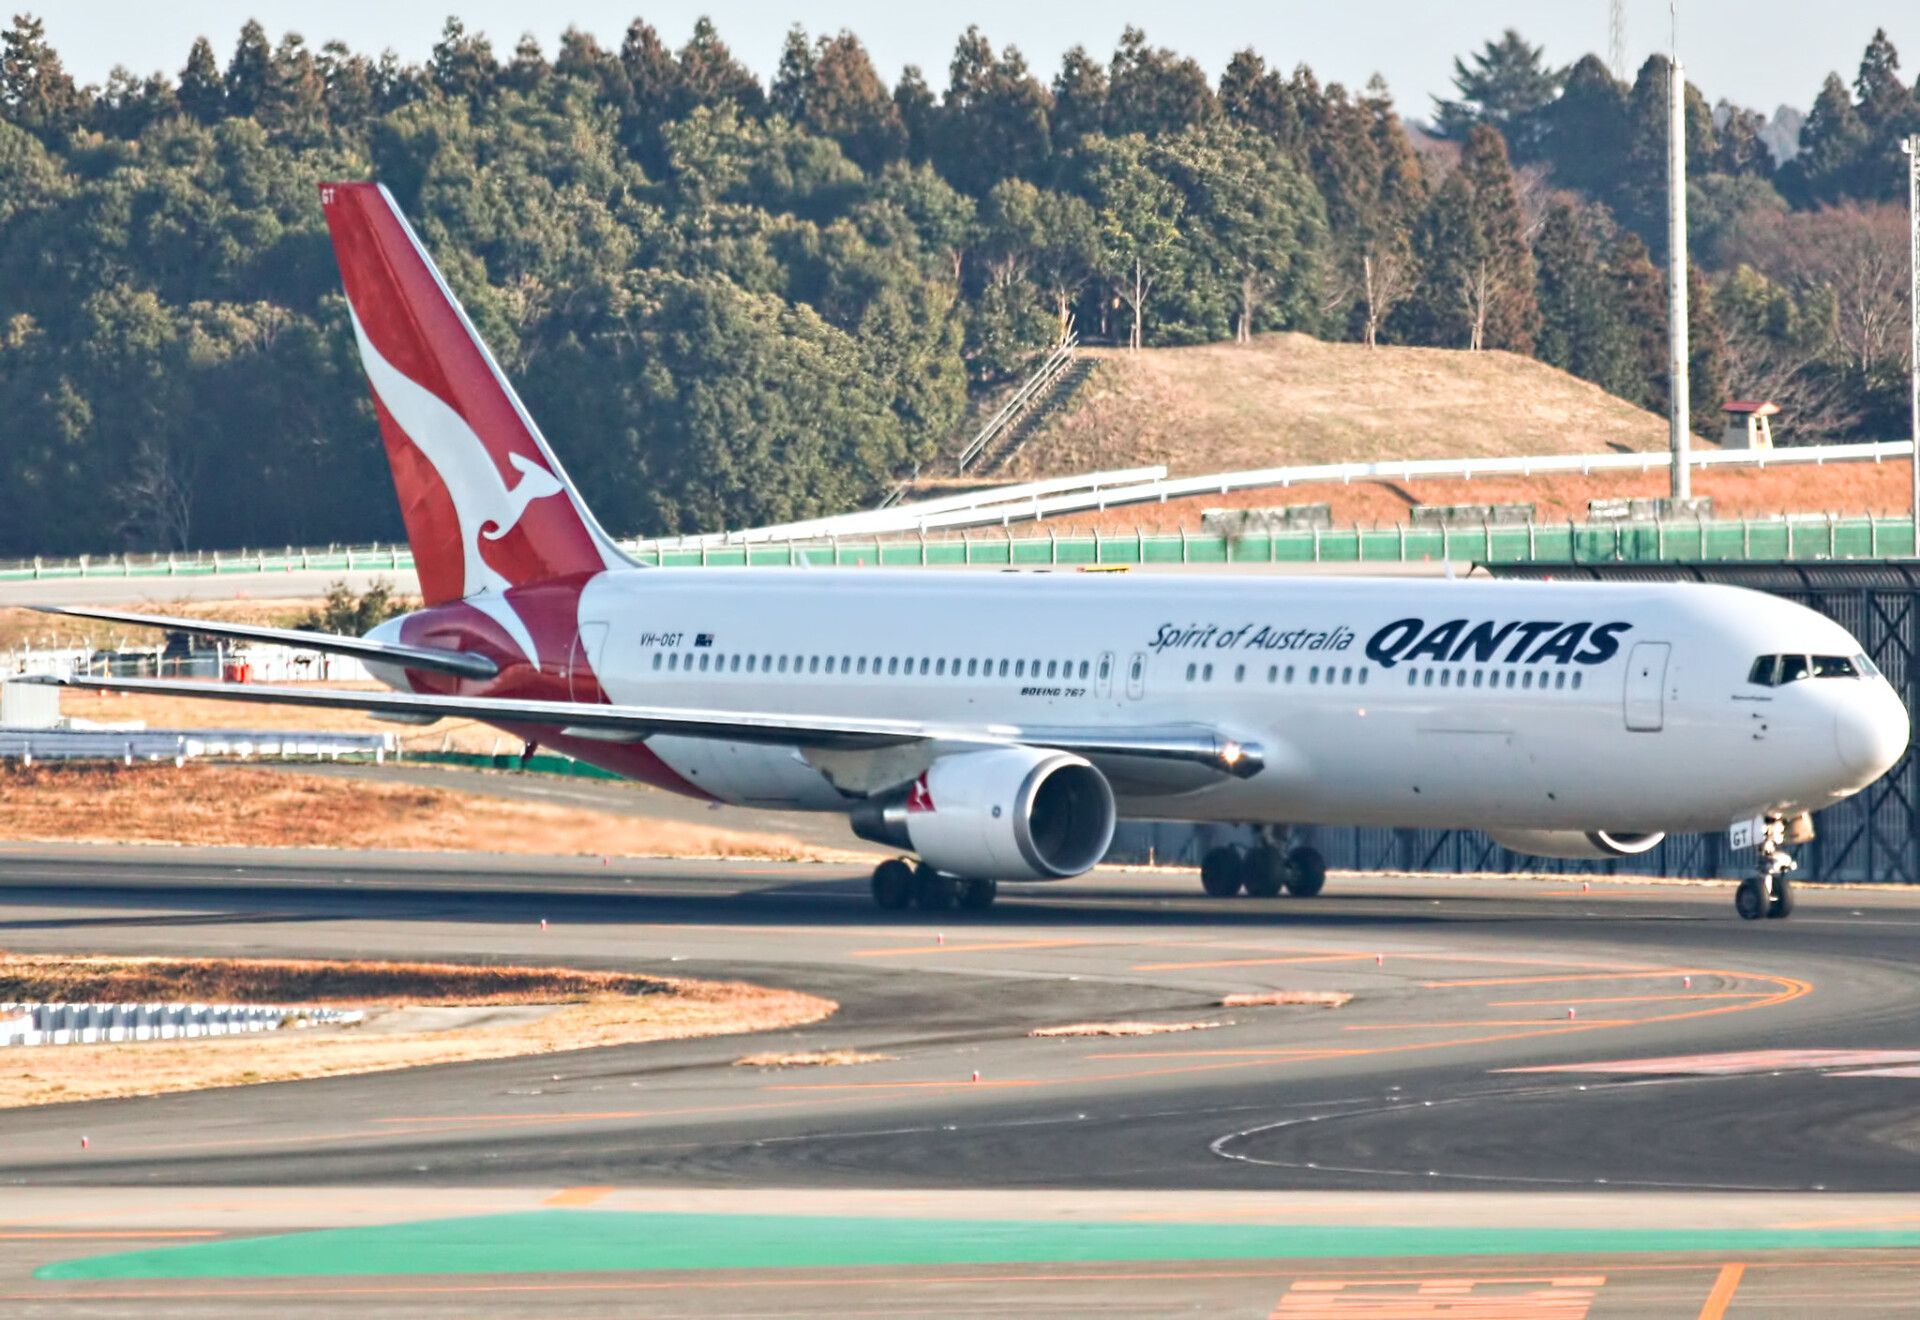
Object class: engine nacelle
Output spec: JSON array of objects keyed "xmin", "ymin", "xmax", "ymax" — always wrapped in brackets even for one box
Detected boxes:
[
  {"xmin": 850, "ymin": 747, "xmax": 1117, "ymax": 881},
  {"xmin": 1487, "ymin": 828, "xmax": 1666, "ymax": 861}
]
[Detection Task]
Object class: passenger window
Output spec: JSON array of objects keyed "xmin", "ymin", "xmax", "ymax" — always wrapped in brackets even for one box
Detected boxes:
[
  {"xmin": 887, "ymin": 657, "xmax": 898, "ymax": 675},
  {"xmin": 747, "ymin": 655, "xmax": 758, "ymax": 673},
  {"xmin": 1358, "ymin": 668, "xmax": 1369, "ymax": 686},
  {"xmin": 808, "ymin": 656, "xmax": 819, "ymax": 674},
  {"xmin": 730, "ymin": 654, "xmax": 741, "ymax": 672},
  {"xmin": 999, "ymin": 659, "xmax": 1010, "ymax": 677},
  {"xmin": 1472, "ymin": 670, "xmax": 1483, "ymax": 688},
  {"xmin": 1506, "ymin": 670, "xmax": 1517, "ymax": 688},
  {"xmin": 1310, "ymin": 665, "xmax": 1320, "ymax": 683},
  {"xmin": 1079, "ymin": 660, "xmax": 1090, "ymax": 680},
  {"xmin": 1202, "ymin": 663, "xmax": 1214, "ymax": 681},
  {"xmin": 1555, "ymin": 671, "xmax": 1567, "ymax": 689},
  {"xmin": 777, "ymin": 656, "xmax": 788, "ymax": 673},
  {"xmin": 1407, "ymin": 669, "xmax": 1418, "ymax": 687},
  {"xmin": 967, "ymin": 658, "xmax": 978, "ymax": 677},
  {"xmin": 1268, "ymin": 665, "xmax": 1279, "ymax": 683},
  {"xmin": 1046, "ymin": 661, "xmax": 1057, "ymax": 678},
  {"xmin": 1522, "ymin": 671, "xmax": 1533, "ymax": 689},
  {"xmin": 1343, "ymin": 667, "xmax": 1353, "ymax": 684},
  {"xmin": 1285, "ymin": 665, "xmax": 1295, "ymax": 683},
  {"xmin": 1422, "ymin": 669, "xmax": 1434, "ymax": 686},
  {"xmin": 856, "ymin": 657, "xmax": 867, "ymax": 674},
  {"xmin": 936, "ymin": 658, "xmax": 947, "ymax": 676},
  {"xmin": 1185, "ymin": 663, "xmax": 1196, "ymax": 681},
  {"xmin": 1234, "ymin": 664, "xmax": 1245, "ymax": 682},
  {"xmin": 652, "ymin": 653, "xmax": 663, "ymax": 670},
  {"xmin": 1572, "ymin": 672, "xmax": 1583, "ymax": 690},
  {"xmin": 1016, "ymin": 660, "xmax": 1027, "ymax": 677},
  {"xmin": 841, "ymin": 656, "xmax": 851, "ymax": 673}
]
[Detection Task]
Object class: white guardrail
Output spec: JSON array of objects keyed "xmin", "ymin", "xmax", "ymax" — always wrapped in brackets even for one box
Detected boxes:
[
  {"xmin": 0, "ymin": 729, "xmax": 394, "ymax": 764},
  {"xmin": 1, "ymin": 1001, "xmax": 360, "ymax": 1047},
  {"xmin": 701, "ymin": 439, "xmax": 1916, "ymax": 544}
]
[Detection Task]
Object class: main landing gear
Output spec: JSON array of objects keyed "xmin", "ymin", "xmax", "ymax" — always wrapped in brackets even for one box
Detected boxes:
[
  {"xmin": 1736, "ymin": 817, "xmax": 1797, "ymax": 920},
  {"xmin": 1199, "ymin": 839, "xmax": 1327, "ymax": 900},
  {"xmin": 869, "ymin": 858, "xmax": 996, "ymax": 912}
]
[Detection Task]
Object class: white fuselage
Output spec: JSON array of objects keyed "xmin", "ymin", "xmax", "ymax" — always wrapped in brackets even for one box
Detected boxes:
[{"xmin": 527, "ymin": 569, "xmax": 1908, "ymax": 836}]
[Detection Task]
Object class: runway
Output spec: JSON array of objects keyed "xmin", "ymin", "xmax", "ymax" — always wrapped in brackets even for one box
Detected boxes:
[{"xmin": 2, "ymin": 846, "xmax": 1919, "ymax": 1315}]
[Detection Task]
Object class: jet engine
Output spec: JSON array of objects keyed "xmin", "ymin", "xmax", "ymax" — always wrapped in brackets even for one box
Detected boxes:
[
  {"xmin": 850, "ymin": 746, "xmax": 1116, "ymax": 881},
  {"xmin": 1487, "ymin": 828, "xmax": 1666, "ymax": 861}
]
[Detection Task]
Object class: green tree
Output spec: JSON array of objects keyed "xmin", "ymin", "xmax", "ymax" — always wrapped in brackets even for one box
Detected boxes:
[
  {"xmin": 1533, "ymin": 201, "xmax": 1638, "ymax": 398},
  {"xmin": 296, "ymin": 580, "xmax": 411, "ymax": 634},
  {"xmin": 933, "ymin": 28, "xmax": 1052, "ymax": 195},
  {"xmin": 1777, "ymin": 73, "xmax": 1867, "ymax": 206},
  {"xmin": 1434, "ymin": 29, "xmax": 1561, "ymax": 153},
  {"xmin": 178, "ymin": 36, "xmax": 224, "ymax": 123},
  {"xmin": 1, "ymin": 13, "xmax": 83, "ymax": 137},
  {"xmin": 1105, "ymin": 27, "xmax": 1214, "ymax": 137},
  {"xmin": 223, "ymin": 19, "xmax": 272, "ymax": 120},
  {"xmin": 1049, "ymin": 45, "xmax": 1107, "ymax": 149},
  {"xmin": 676, "ymin": 17, "xmax": 763, "ymax": 117},
  {"xmin": 803, "ymin": 31, "xmax": 904, "ymax": 170},
  {"xmin": 1535, "ymin": 54, "xmax": 1628, "ymax": 196},
  {"xmin": 430, "ymin": 17, "xmax": 498, "ymax": 104},
  {"xmin": 1084, "ymin": 134, "xmax": 1185, "ymax": 350},
  {"xmin": 1458, "ymin": 124, "xmax": 1540, "ymax": 352}
]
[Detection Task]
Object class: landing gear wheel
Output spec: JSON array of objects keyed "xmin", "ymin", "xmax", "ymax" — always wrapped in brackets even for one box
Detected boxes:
[
  {"xmin": 1285, "ymin": 846, "xmax": 1328, "ymax": 897},
  {"xmin": 1200, "ymin": 847, "xmax": 1244, "ymax": 898},
  {"xmin": 1735, "ymin": 876, "xmax": 1767, "ymax": 921},
  {"xmin": 958, "ymin": 878, "xmax": 998, "ymax": 911},
  {"xmin": 871, "ymin": 858, "xmax": 914, "ymax": 911},
  {"xmin": 1241, "ymin": 846, "xmax": 1286, "ymax": 898},
  {"xmin": 913, "ymin": 864, "xmax": 958, "ymax": 911},
  {"xmin": 1767, "ymin": 875, "xmax": 1794, "ymax": 919}
]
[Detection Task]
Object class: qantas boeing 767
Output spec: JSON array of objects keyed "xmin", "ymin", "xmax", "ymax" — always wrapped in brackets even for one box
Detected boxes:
[{"xmin": 40, "ymin": 183, "xmax": 1911, "ymax": 921}]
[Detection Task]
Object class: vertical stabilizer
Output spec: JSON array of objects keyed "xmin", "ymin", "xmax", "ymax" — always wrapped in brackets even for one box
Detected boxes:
[{"xmin": 319, "ymin": 182, "xmax": 627, "ymax": 608}]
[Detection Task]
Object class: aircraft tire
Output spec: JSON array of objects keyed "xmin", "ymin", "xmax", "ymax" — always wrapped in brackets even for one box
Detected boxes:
[
  {"xmin": 1735, "ymin": 876, "xmax": 1768, "ymax": 920},
  {"xmin": 1241, "ymin": 846, "xmax": 1287, "ymax": 898},
  {"xmin": 913, "ymin": 865, "xmax": 959, "ymax": 911},
  {"xmin": 1285, "ymin": 847, "xmax": 1328, "ymax": 897},
  {"xmin": 958, "ymin": 878, "xmax": 998, "ymax": 911},
  {"xmin": 871, "ymin": 859, "xmax": 915, "ymax": 911},
  {"xmin": 1200, "ymin": 847, "xmax": 1244, "ymax": 898},
  {"xmin": 1767, "ymin": 875, "xmax": 1794, "ymax": 919}
]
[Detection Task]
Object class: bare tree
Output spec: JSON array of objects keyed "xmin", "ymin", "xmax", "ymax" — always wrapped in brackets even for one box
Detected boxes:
[
  {"xmin": 1359, "ymin": 245, "xmax": 1416, "ymax": 348},
  {"xmin": 1460, "ymin": 259, "xmax": 1502, "ymax": 351},
  {"xmin": 1723, "ymin": 203, "xmax": 1912, "ymax": 376}
]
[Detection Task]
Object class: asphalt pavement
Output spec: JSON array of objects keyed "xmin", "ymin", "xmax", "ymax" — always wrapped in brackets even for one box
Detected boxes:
[{"xmin": 1, "ymin": 846, "xmax": 1918, "ymax": 1316}]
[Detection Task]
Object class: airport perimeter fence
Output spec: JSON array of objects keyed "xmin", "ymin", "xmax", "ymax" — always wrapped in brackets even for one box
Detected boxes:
[{"xmin": 10, "ymin": 515, "xmax": 1913, "ymax": 583}]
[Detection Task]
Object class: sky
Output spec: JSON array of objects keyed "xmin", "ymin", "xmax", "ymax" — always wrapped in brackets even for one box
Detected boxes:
[{"xmin": 33, "ymin": 2, "xmax": 1920, "ymax": 123}]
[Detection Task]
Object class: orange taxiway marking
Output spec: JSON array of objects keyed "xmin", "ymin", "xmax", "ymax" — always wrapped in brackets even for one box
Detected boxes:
[
  {"xmin": 1486, "ymin": 993, "xmax": 1768, "ymax": 1007},
  {"xmin": 0, "ymin": 1231, "xmax": 218, "ymax": 1241},
  {"xmin": 541, "ymin": 1187, "xmax": 613, "ymax": 1208},
  {"xmin": 1133, "ymin": 953, "xmax": 1380, "ymax": 972},
  {"xmin": 1696, "ymin": 1263, "xmax": 1745, "ymax": 1320},
  {"xmin": 1424, "ymin": 970, "xmax": 1713, "ymax": 988},
  {"xmin": 1343, "ymin": 1019, "xmax": 1637, "ymax": 1031}
]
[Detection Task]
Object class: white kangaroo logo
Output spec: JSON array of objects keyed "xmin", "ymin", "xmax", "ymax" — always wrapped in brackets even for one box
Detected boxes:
[{"xmin": 349, "ymin": 307, "xmax": 565, "ymax": 662}]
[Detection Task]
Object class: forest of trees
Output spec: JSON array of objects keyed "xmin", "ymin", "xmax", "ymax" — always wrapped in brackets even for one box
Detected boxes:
[{"xmin": 0, "ymin": 15, "xmax": 1915, "ymax": 554}]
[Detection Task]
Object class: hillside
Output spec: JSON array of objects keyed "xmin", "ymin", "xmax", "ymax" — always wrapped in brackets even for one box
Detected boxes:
[{"xmin": 1001, "ymin": 333, "xmax": 1705, "ymax": 480}]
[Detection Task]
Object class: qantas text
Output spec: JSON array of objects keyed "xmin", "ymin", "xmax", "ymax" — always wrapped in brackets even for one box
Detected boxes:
[{"xmin": 1363, "ymin": 618, "xmax": 1632, "ymax": 670}]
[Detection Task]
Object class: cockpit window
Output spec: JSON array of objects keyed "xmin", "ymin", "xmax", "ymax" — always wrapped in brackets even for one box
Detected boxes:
[{"xmin": 1749, "ymin": 653, "xmax": 1869, "ymax": 686}]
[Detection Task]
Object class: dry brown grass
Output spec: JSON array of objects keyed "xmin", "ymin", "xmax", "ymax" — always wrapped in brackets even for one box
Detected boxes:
[
  {"xmin": 733, "ymin": 1048, "xmax": 895, "ymax": 1068},
  {"xmin": 1029, "ymin": 1020, "xmax": 1224, "ymax": 1038},
  {"xmin": 0, "ymin": 762, "xmax": 858, "ymax": 861},
  {"xmin": 0, "ymin": 597, "xmax": 320, "ymax": 651},
  {"xmin": 1219, "ymin": 991, "xmax": 1353, "ymax": 1009},
  {"xmin": 51, "ymin": 682, "xmax": 505, "ymax": 755},
  {"xmin": 1005, "ymin": 334, "xmax": 1686, "ymax": 480},
  {"xmin": 0, "ymin": 954, "xmax": 834, "ymax": 1108}
]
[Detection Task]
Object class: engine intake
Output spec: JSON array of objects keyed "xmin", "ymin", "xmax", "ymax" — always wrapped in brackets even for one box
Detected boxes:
[
  {"xmin": 850, "ymin": 747, "xmax": 1116, "ymax": 881},
  {"xmin": 1487, "ymin": 828, "xmax": 1666, "ymax": 861}
]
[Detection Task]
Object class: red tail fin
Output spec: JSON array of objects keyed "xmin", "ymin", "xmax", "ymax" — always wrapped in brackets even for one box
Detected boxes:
[{"xmin": 319, "ymin": 182, "xmax": 622, "ymax": 606}]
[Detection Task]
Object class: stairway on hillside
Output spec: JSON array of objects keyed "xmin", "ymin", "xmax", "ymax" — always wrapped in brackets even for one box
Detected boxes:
[{"xmin": 973, "ymin": 356, "xmax": 1097, "ymax": 475}]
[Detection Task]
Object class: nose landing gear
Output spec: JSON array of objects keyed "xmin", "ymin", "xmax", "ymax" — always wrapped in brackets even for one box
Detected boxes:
[{"xmin": 1736, "ymin": 817, "xmax": 1797, "ymax": 920}]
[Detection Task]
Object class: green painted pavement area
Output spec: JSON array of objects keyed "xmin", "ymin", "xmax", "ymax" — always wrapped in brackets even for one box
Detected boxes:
[{"xmin": 36, "ymin": 1212, "xmax": 1920, "ymax": 1280}]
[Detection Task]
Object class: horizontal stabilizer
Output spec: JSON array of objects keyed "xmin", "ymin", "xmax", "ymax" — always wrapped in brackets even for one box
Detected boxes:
[{"xmin": 33, "ymin": 606, "xmax": 498, "ymax": 680}]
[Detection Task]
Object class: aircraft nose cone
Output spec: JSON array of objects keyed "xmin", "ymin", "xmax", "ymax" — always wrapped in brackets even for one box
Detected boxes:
[{"xmin": 1835, "ymin": 687, "xmax": 1911, "ymax": 781}]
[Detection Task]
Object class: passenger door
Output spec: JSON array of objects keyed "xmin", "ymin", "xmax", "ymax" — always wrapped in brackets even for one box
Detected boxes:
[{"xmin": 1623, "ymin": 641, "xmax": 1670, "ymax": 732}]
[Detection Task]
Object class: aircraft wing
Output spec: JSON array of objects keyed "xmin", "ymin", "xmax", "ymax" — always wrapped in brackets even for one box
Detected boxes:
[
  {"xmin": 38, "ymin": 674, "xmax": 1263, "ymax": 779},
  {"xmin": 33, "ymin": 606, "xmax": 497, "ymax": 680}
]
